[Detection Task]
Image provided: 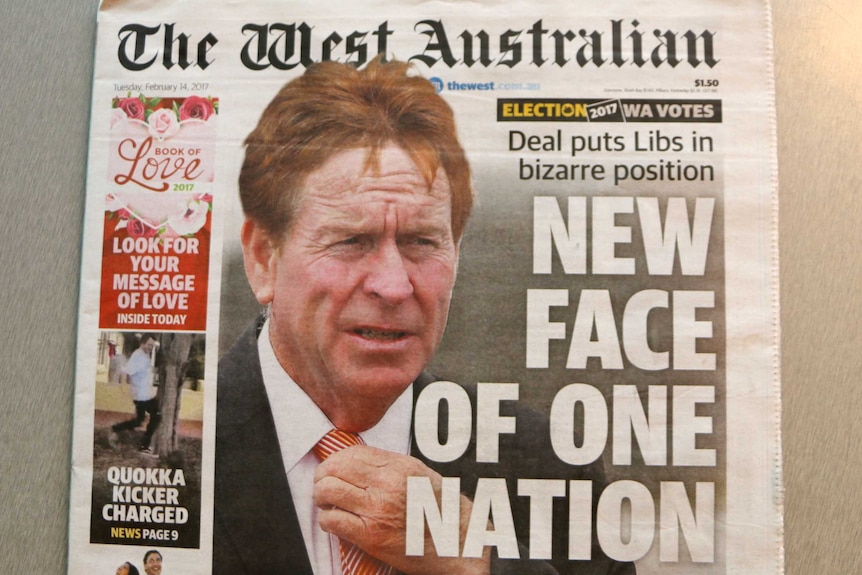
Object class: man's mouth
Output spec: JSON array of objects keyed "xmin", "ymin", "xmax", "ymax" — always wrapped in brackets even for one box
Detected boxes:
[{"xmin": 353, "ymin": 328, "xmax": 407, "ymax": 340}]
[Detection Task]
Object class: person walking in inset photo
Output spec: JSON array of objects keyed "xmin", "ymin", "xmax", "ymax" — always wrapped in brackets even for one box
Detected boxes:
[{"xmin": 108, "ymin": 334, "xmax": 160, "ymax": 455}]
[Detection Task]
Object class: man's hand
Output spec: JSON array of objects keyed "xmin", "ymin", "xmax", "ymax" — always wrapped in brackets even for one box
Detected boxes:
[{"xmin": 313, "ymin": 445, "xmax": 490, "ymax": 575}]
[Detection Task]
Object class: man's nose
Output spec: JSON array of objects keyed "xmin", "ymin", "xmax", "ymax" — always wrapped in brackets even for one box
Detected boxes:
[{"xmin": 363, "ymin": 241, "xmax": 414, "ymax": 303}]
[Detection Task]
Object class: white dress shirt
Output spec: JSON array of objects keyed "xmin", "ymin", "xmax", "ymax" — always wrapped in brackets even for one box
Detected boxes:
[{"xmin": 258, "ymin": 319, "xmax": 414, "ymax": 575}]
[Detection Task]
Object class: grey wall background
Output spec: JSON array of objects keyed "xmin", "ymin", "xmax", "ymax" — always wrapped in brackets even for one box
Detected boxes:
[{"xmin": 0, "ymin": 0, "xmax": 858, "ymax": 572}]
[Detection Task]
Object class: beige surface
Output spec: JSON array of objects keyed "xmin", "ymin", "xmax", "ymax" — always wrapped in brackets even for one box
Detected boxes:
[
  {"xmin": 0, "ymin": 1, "xmax": 859, "ymax": 572},
  {"xmin": 774, "ymin": 1, "xmax": 862, "ymax": 573}
]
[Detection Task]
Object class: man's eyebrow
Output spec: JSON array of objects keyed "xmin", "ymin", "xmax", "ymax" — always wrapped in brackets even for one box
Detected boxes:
[
  {"xmin": 399, "ymin": 223, "xmax": 451, "ymax": 237},
  {"xmin": 309, "ymin": 223, "xmax": 364, "ymax": 240}
]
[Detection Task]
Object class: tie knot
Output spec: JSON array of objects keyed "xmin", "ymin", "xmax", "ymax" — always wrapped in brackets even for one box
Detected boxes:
[{"xmin": 313, "ymin": 429, "xmax": 365, "ymax": 462}]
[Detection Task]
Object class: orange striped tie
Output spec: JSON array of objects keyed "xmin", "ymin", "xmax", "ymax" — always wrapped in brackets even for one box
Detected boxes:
[{"xmin": 313, "ymin": 429, "xmax": 394, "ymax": 575}]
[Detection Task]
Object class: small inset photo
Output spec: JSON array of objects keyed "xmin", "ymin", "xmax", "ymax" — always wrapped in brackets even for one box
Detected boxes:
[{"xmin": 90, "ymin": 331, "xmax": 205, "ymax": 548}]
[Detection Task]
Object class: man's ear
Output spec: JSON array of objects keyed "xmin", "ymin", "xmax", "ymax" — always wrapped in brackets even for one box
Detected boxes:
[{"xmin": 241, "ymin": 218, "xmax": 278, "ymax": 305}]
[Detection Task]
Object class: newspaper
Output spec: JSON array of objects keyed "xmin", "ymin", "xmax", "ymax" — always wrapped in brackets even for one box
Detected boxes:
[{"xmin": 67, "ymin": 1, "xmax": 782, "ymax": 574}]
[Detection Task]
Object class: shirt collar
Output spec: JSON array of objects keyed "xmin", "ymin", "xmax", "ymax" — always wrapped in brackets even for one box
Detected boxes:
[{"xmin": 258, "ymin": 318, "xmax": 413, "ymax": 474}]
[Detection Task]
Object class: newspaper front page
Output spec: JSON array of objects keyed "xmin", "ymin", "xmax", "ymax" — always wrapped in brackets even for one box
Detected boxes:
[{"xmin": 68, "ymin": 1, "xmax": 782, "ymax": 574}]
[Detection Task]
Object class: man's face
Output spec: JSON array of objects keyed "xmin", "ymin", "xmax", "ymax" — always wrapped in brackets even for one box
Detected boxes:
[
  {"xmin": 141, "ymin": 338, "xmax": 156, "ymax": 354},
  {"xmin": 250, "ymin": 146, "xmax": 459, "ymax": 419},
  {"xmin": 143, "ymin": 553, "xmax": 161, "ymax": 575}
]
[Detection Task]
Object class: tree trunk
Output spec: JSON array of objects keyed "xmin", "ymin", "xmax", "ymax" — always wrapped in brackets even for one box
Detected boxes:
[{"xmin": 153, "ymin": 333, "xmax": 193, "ymax": 456}]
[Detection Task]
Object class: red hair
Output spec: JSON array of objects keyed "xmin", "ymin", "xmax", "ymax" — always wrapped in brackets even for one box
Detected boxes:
[{"xmin": 240, "ymin": 58, "xmax": 473, "ymax": 241}]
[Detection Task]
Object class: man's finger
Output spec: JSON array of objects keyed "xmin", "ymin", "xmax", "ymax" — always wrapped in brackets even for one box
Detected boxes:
[
  {"xmin": 317, "ymin": 505, "xmax": 365, "ymax": 541},
  {"xmin": 318, "ymin": 497, "xmax": 403, "ymax": 557},
  {"xmin": 313, "ymin": 474, "xmax": 367, "ymax": 512},
  {"xmin": 313, "ymin": 452, "xmax": 381, "ymax": 491},
  {"xmin": 315, "ymin": 445, "xmax": 438, "ymax": 486}
]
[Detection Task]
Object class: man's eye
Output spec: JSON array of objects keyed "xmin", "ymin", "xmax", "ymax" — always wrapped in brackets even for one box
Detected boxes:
[
  {"xmin": 401, "ymin": 236, "xmax": 436, "ymax": 247},
  {"xmin": 331, "ymin": 236, "xmax": 369, "ymax": 253}
]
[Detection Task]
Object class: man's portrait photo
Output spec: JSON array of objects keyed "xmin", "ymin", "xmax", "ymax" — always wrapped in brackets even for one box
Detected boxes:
[{"xmin": 213, "ymin": 58, "xmax": 634, "ymax": 575}]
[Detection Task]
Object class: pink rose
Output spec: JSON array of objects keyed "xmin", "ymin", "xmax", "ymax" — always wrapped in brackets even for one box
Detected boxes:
[
  {"xmin": 125, "ymin": 216, "xmax": 159, "ymax": 238},
  {"xmin": 179, "ymin": 96, "xmax": 215, "ymax": 121},
  {"xmin": 168, "ymin": 199, "xmax": 209, "ymax": 236},
  {"xmin": 117, "ymin": 97, "xmax": 145, "ymax": 120},
  {"xmin": 147, "ymin": 108, "xmax": 180, "ymax": 141},
  {"xmin": 126, "ymin": 218, "xmax": 147, "ymax": 238}
]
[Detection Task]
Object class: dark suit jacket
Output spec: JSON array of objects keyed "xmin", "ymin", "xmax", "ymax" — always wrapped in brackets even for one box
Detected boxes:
[{"xmin": 213, "ymin": 318, "xmax": 635, "ymax": 575}]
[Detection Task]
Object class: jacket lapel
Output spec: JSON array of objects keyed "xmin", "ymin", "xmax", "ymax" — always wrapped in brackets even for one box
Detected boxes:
[{"xmin": 214, "ymin": 318, "xmax": 314, "ymax": 573}]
